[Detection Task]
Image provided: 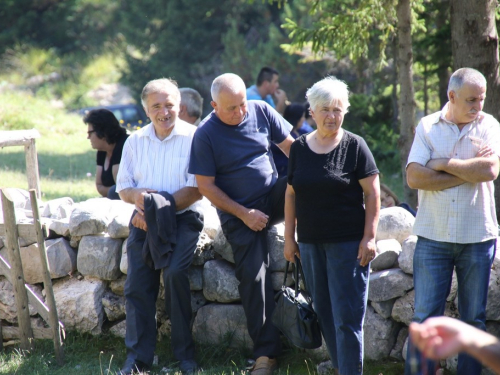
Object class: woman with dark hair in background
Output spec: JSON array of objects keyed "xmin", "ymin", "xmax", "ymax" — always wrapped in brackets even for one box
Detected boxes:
[
  {"xmin": 380, "ymin": 183, "xmax": 417, "ymax": 216},
  {"xmin": 273, "ymin": 102, "xmax": 311, "ymax": 177},
  {"xmin": 83, "ymin": 109, "xmax": 129, "ymax": 200}
]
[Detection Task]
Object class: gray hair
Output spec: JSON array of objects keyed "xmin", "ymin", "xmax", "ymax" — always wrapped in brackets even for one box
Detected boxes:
[
  {"xmin": 447, "ymin": 68, "xmax": 486, "ymax": 98},
  {"xmin": 180, "ymin": 88, "xmax": 203, "ymax": 119},
  {"xmin": 141, "ymin": 78, "xmax": 180, "ymax": 109},
  {"xmin": 211, "ymin": 73, "xmax": 246, "ymax": 102},
  {"xmin": 306, "ymin": 76, "xmax": 350, "ymax": 113}
]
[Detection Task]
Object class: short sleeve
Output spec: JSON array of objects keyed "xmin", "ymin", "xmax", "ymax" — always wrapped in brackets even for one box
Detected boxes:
[
  {"xmin": 407, "ymin": 121, "xmax": 432, "ymax": 168},
  {"xmin": 355, "ymin": 137, "xmax": 379, "ymax": 180},
  {"xmin": 260, "ymin": 102, "xmax": 292, "ymax": 145},
  {"xmin": 287, "ymin": 138, "xmax": 299, "ymax": 185},
  {"xmin": 188, "ymin": 129, "xmax": 217, "ymax": 177}
]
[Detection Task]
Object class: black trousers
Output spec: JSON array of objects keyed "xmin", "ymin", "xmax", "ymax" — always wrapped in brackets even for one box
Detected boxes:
[
  {"xmin": 124, "ymin": 210, "xmax": 203, "ymax": 365},
  {"xmin": 220, "ymin": 177, "xmax": 287, "ymax": 359}
]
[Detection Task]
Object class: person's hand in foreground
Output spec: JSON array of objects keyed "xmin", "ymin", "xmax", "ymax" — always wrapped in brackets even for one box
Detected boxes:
[{"xmin": 409, "ymin": 316, "xmax": 500, "ymax": 374}]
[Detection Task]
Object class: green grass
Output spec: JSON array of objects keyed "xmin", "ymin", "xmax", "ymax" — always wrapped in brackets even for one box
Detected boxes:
[
  {"xmin": 0, "ymin": 91, "xmax": 100, "ymax": 202},
  {"xmin": 0, "ymin": 333, "xmax": 405, "ymax": 375}
]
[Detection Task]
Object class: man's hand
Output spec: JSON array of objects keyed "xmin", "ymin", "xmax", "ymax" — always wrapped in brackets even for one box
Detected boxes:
[
  {"xmin": 241, "ymin": 209, "xmax": 269, "ymax": 231},
  {"xmin": 134, "ymin": 189, "xmax": 157, "ymax": 215},
  {"xmin": 131, "ymin": 211, "xmax": 148, "ymax": 231},
  {"xmin": 357, "ymin": 236, "xmax": 376, "ymax": 267},
  {"xmin": 274, "ymin": 89, "xmax": 287, "ymax": 104},
  {"xmin": 477, "ymin": 144, "xmax": 495, "ymax": 158}
]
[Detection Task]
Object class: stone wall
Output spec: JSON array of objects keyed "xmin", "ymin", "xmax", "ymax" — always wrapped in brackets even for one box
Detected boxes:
[{"xmin": 1, "ymin": 188, "xmax": 499, "ymax": 374}]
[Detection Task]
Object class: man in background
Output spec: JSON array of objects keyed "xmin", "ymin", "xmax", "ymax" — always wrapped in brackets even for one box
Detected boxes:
[
  {"xmin": 179, "ymin": 87, "xmax": 204, "ymax": 126},
  {"xmin": 246, "ymin": 66, "xmax": 287, "ymax": 115}
]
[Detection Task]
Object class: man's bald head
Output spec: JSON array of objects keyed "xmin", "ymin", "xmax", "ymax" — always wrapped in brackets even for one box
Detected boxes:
[{"xmin": 211, "ymin": 73, "xmax": 246, "ymax": 103}]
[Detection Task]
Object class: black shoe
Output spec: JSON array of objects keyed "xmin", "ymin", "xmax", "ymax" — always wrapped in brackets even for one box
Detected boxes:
[
  {"xmin": 119, "ymin": 357, "xmax": 149, "ymax": 375},
  {"xmin": 179, "ymin": 359, "xmax": 198, "ymax": 374}
]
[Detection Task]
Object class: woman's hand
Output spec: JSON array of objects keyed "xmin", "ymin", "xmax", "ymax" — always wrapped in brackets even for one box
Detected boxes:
[
  {"xmin": 357, "ymin": 236, "xmax": 376, "ymax": 267},
  {"xmin": 284, "ymin": 238, "xmax": 300, "ymax": 262}
]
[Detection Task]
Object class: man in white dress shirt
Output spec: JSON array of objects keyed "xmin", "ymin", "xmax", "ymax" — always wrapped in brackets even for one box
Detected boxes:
[
  {"xmin": 405, "ymin": 68, "xmax": 500, "ymax": 375},
  {"xmin": 116, "ymin": 78, "xmax": 203, "ymax": 375}
]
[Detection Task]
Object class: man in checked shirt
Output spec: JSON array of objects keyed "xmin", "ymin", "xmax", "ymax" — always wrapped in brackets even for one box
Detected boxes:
[{"xmin": 404, "ymin": 68, "xmax": 500, "ymax": 375}]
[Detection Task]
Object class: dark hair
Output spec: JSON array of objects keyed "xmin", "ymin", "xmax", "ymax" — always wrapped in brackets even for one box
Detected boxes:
[
  {"xmin": 380, "ymin": 183, "xmax": 401, "ymax": 205},
  {"xmin": 83, "ymin": 109, "xmax": 126, "ymax": 144},
  {"xmin": 256, "ymin": 67, "xmax": 279, "ymax": 86},
  {"xmin": 284, "ymin": 103, "xmax": 305, "ymax": 129}
]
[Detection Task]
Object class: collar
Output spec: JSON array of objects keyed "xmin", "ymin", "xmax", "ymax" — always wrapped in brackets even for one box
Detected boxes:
[
  {"xmin": 138, "ymin": 120, "xmax": 192, "ymax": 141},
  {"xmin": 437, "ymin": 102, "xmax": 484, "ymax": 127}
]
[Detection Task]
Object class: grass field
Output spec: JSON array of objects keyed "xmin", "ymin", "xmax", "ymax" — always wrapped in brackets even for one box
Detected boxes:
[
  {"xmin": 0, "ymin": 91, "xmax": 99, "ymax": 202},
  {"xmin": 0, "ymin": 331, "xmax": 405, "ymax": 375}
]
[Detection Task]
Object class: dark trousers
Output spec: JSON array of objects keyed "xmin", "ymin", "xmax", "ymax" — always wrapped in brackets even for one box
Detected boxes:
[
  {"xmin": 220, "ymin": 177, "xmax": 287, "ymax": 359},
  {"xmin": 124, "ymin": 210, "xmax": 203, "ymax": 365}
]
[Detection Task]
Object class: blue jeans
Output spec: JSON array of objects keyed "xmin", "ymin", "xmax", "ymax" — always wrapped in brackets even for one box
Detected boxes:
[
  {"xmin": 404, "ymin": 236, "xmax": 496, "ymax": 375},
  {"xmin": 299, "ymin": 241, "xmax": 369, "ymax": 375}
]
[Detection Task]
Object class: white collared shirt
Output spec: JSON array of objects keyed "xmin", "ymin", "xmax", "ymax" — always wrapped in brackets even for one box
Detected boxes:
[
  {"xmin": 116, "ymin": 120, "xmax": 202, "ymax": 214},
  {"xmin": 407, "ymin": 103, "xmax": 500, "ymax": 243}
]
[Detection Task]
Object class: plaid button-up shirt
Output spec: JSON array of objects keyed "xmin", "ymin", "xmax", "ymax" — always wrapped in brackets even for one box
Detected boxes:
[{"xmin": 407, "ymin": 103, "xmax": 500, "ymax": 243}]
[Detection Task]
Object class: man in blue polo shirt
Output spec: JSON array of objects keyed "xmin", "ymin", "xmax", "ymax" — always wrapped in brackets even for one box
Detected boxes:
[
  {"xmin": 246, "ymin": 67, "xmax": 287, "ymax": 115},
  {"xmin": 189, "ymin": 73, "xmax": 293, "ymax": 375}
]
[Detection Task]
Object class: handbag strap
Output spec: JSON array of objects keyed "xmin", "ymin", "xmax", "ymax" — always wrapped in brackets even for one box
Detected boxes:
[
  {"xmin": 294, "ymin": 255, "xmax": 309, "ymax": 293},
  {"xmin": 282, "ymin": 257, "xmax": 309, "ymax": 294}
]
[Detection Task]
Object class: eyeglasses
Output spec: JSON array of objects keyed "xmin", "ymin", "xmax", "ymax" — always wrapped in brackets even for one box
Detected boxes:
[{"xmin": 87, "ymin": 130, "xmax": 96, "ymax": 136}]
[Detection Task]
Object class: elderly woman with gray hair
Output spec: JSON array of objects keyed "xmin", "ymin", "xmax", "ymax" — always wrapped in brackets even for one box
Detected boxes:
[{"xmin": 283, "ymin": 77, "xmax": 380, "ymax": 375}]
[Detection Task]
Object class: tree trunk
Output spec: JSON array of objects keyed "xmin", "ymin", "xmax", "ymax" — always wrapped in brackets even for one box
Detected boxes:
[
  {"xmin": 396, "ymin": 0, "xmax": 418, "ymax": 208},
  {"xmin": 450, "ymin": 0, "xmax": 500, "ymax": 218}
]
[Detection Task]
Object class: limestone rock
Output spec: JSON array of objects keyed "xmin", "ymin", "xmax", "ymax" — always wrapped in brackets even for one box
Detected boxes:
[
  {"xmin": 268, "ymin": 224, "xmax": 286, "ymax": 272},
  {"xmin": 102, "ymin": 290, "xmax": 126, "ymax": 321},
  {"xmin": 363, "ymin": 305, "xmax": 400, "ymax": 360},
  {"xmin": 19, "ymin": 238, "xmax": 76, "ymax": 284},
  {"xmin": 213, "ymin": 227, "xmax": 233, "ymax": 263},
  {"xmin": 69, "ymin": 202, "xmax": 109, "ymax": 236},
  {"xmin": 0, "ymin": 276, "xmax": 39, "ymax": 323},
  {"xmin": 189, "ymin": 266, "xmax": 203, "ymax": 291},
  {"xmin": 372, "ymin": 239, "xmax": 401, "ymax": 271},
  {"xmin": 48, "ymin": 218, "xmax": 71, "ymax": 237},
  {"xmin": 398, "ymin": 235, "xmax": 417, "ymax": 274},
  {"xmin": 193, "ymin": 232, "xmax": 215, "ymax": 266},
  {"xmin": 202, "ymin": 259, "xmax": 240, "ymax": 303},
  {"xmin": 486, "ymin": 266, "xmax": 500, "ymax": 321},
  {"xmin": 107, "ymin": 202, "xmax": 134, "ymax": 238},
  {"xmin": 77, "ymin": 235, "xmax": 123, "ymax": 280},
  {"xmin": 201, "ymin": 202, "xmax": 220, "ymax": 239},
  {"xmin": 391, "ymin": 290, "xmax": 414, "ymax": 325},
  {"xmin": 390, "ymin": 326, "xmax": 408, "ymax": 360},
  {"xmin": 369, "ymin": 268, "xmax": 414, "ymax": 302},
  {"xmin": 110, "ymin": 275, "xmax": 126, "ymax": 296},
  {"xmin": 109, "ymin": 320, "xmax": 127, "ymax": 338},
  {"xmin": 271, "ymin": 271, "xmax": 294, "ymax": 291},
  {"xmin": 42, "ymin": 197, "xmax": 74, "ymax": 219},
  {"xmin": 376, "ymin": 207, "xmax": 415, "ymax": 244},
  {"xmin": 120, "ymin": 238, "xmax": 127, "ymax": 275},
  {"xmin": 371, "ymin": 298, "xmax": 396, "ymax": 319},
  {"xmin": 192, "ymin": 304, "xmax": 252, "ymax": 349},
  {"xmin": 191, "ymin": 290, "xmax": 207, "ymax": 314},
  {"xmin": 53, "ymin": 276, "xmax": 106, "ymax": 335},
  {"xmin": 2, "ymin": 188, "xmax": 31, "ymax": 210}
]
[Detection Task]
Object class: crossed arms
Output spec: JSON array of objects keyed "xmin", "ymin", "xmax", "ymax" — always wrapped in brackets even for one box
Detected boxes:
[{"xmin": 407, "ymin": 145, "xmax": 499, "ymax": 191}]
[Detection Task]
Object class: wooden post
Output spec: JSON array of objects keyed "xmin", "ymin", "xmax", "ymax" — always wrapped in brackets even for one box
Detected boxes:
[
  {"xmin": 1, "ymin": 189, "xmax": 34, "ymax": 350},
  {"xmin": 29, "ymin": 190, "xmax": 64, "ymax": 364},
  {"xmin": 25, "ymin": 141, "xmax": 41, "ymax": 200}
]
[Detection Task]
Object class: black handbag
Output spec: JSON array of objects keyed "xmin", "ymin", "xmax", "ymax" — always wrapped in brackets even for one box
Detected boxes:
[{"xmin": 271, "ymin": 257, "xmax": 322, "ymax": 349}]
